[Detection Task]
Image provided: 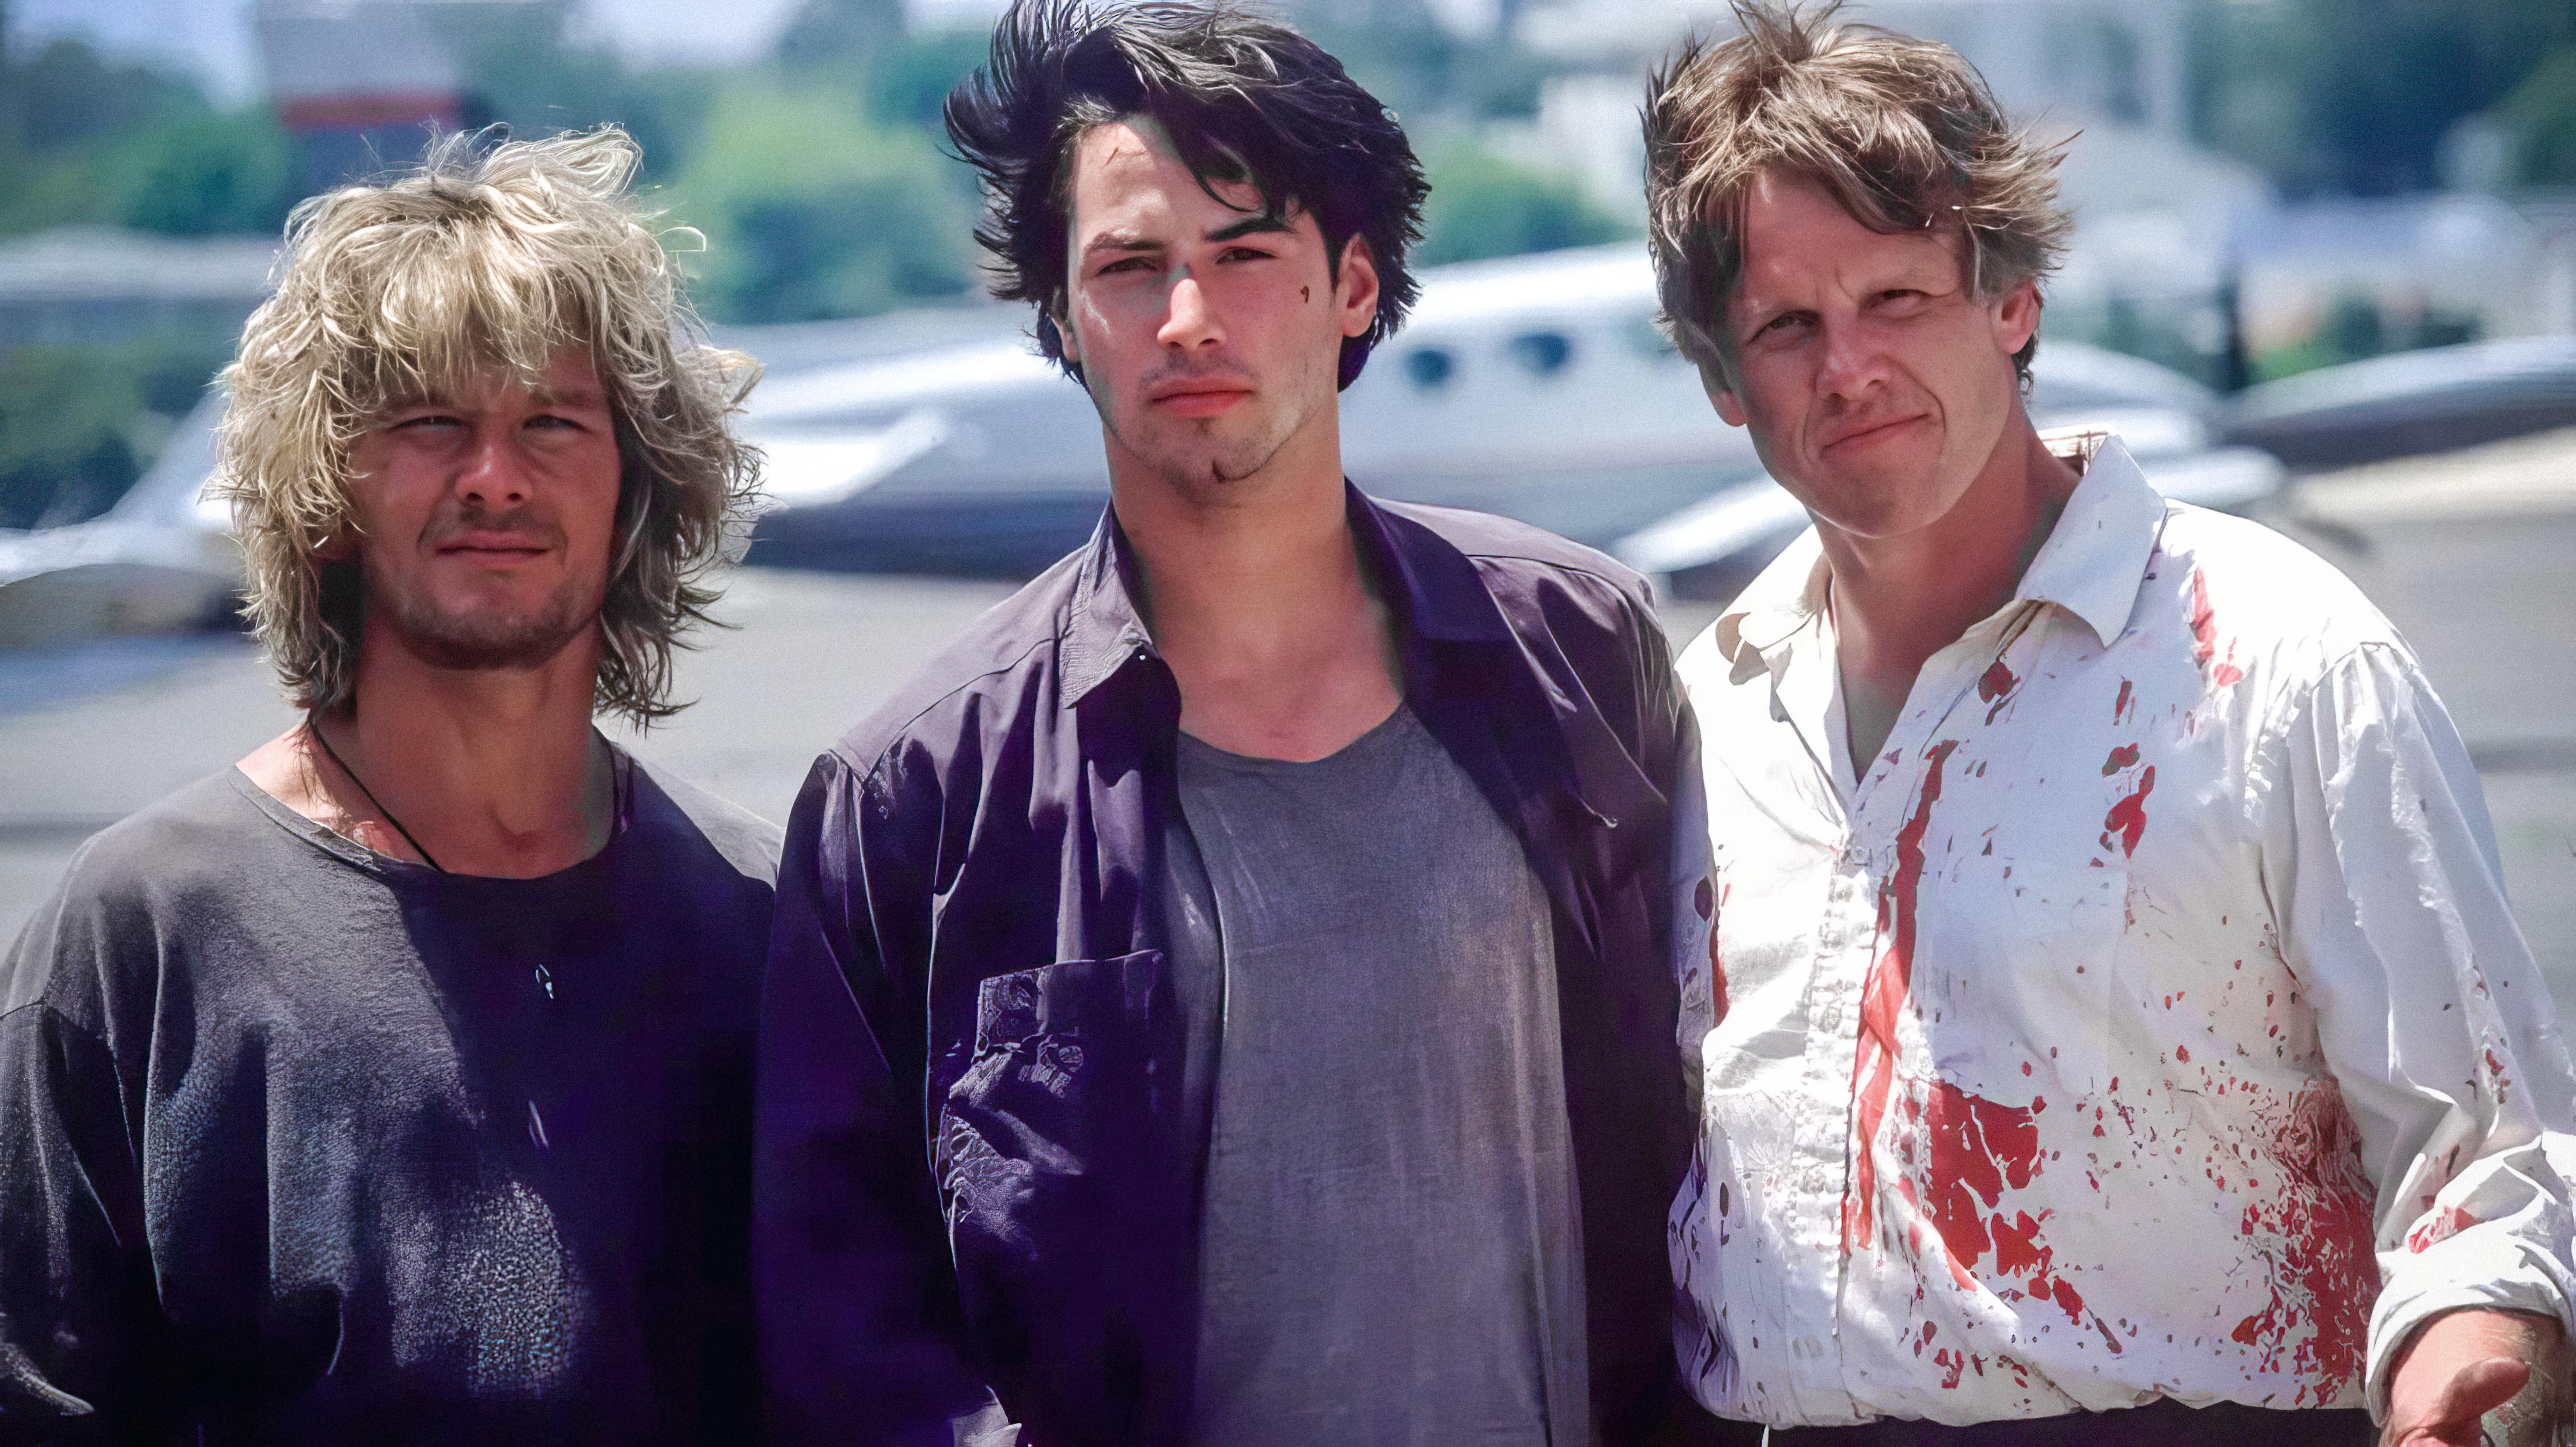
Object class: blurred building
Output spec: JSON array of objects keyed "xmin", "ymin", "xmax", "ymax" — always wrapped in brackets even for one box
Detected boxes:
[
  {"xmin": 0, "ymin": 226, "xmax": 276, "ymax": 349},
  {"xmin": 1497, "ymin": 0, "xmax": 2187, "ymax": 222},
  {"xmin": 251, "ymin": 0, "xmax": 566, "ymax": 190}
]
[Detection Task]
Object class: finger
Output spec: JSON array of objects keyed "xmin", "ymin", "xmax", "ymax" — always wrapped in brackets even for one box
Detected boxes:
[{"xmin": 2408, "ymin": 1355, "xmax": 2534, "ymax": 1441}]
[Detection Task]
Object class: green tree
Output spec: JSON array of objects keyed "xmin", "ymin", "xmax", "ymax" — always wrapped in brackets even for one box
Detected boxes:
[
  {"xmin": 111, "ymin": 108, "xmax": 299, "ymax": 236},
  {"xmin": 2191, "ymin": 0, "xmax": 2576, "ymax": 196},
  {"xmin": 666, "ymin": 84, "xmax": 975, "ymax": 322},
  {"xmin": 459, "ymin": 39, "xmax": 717, "ymax": 186},
  {"xmin": 1416, "ymin": 143, "xmax": 1631, "ymax": 266}
]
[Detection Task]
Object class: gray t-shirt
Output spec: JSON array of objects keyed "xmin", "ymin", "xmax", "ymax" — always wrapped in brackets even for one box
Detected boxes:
[
  {"xmin": 1168, "ymin": 704, "xmax": 1589, "ymax": 1447},
  {"xmin": 0, "ymin": 756, "xmax": 779, "ymax": 1444}
]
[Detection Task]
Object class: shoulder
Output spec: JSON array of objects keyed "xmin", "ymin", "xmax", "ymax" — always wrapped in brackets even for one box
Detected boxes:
[
  {"xmin": 1, "ymin": 770, "xmax": 273, "ymax": 1023},
  {"xmin": 1380, "ymin": 499, "xmax": 1660, "ymax": 634},
  {"xmin": 822, "ymin": 550, "xmax": 1080, "ymax": 790},
  {"xmin": 2139, "ymin": 501, "xmax": 2412, "ymax": 684},
  {"xmin": 624, "ymin": 759, "xmax": 786, "ymax": 887}
]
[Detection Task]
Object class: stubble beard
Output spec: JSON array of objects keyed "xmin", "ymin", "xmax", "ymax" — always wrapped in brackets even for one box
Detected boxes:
[
  {"xmin": 366, "ymin": 562, "xmax": 603, "ymax": 673},
  {"xmin": 1094, "ymin": 382, "xmax": 1312, "ymax": 512}
]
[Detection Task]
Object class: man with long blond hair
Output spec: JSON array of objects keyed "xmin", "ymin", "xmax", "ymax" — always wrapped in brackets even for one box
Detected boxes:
[
  {"xmin": 0, "ymin": 127, "xmax": 776, "ymax": 1444},
  {"xmin": 1649, "ymin": 5, "xmax": 2576, "ymax": 1446}
]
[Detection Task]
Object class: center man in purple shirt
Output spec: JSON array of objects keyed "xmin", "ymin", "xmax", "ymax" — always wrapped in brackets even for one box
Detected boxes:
[{"xmin": 751, "ymin": 1, "xmax": 1742, "ymax": 1444}]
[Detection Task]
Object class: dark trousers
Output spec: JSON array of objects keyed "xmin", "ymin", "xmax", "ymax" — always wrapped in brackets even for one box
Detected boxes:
[{"xmin": 1765, "ymin": 1399, "xmax": 2375, "ymax": 1446}]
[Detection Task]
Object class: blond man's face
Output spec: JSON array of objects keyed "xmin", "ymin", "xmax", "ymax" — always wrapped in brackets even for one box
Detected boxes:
[{"xmin": 338, "ymin": 349, "xmax": 624, "ymax": 674}]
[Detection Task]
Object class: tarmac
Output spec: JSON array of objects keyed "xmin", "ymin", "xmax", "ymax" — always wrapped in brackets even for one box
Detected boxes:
[{"xmin": 1, "ymin": 441, "xmax": 2571, "ymax": 1018}]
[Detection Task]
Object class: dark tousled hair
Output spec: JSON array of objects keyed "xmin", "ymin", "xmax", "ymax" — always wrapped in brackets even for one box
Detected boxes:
[
  {"xmin": 944, "ymin": 0, "xmax": 1430, "ymax": 389},
  {"xmin": 1642, "ymin": 0, "xmax": 2072, "ymax": 388}
]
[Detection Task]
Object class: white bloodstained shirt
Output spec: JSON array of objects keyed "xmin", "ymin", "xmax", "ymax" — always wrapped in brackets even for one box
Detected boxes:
[{"xmin": 1667, "ymin": 432, "xmax": 2576, "ymax": 1429}]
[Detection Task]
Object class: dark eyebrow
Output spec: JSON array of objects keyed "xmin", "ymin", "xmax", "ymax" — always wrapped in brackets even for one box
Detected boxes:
[
  {"xmin": 1207, "ymin": 214, "xmax": 1293, "ymax": 243},
  {"xmin": 1081, "ymin": 230, "xmax": 1162, "ymax": 260}
]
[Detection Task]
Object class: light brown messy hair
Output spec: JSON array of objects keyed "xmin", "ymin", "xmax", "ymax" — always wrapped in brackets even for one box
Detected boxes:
[
  {"xmin": 214, "ymin": 126, "xmax": 761, "ymax": 725},
  {"xmin": 1641, "ymin": 0, "xmax": 2072, "ymax": 387}
]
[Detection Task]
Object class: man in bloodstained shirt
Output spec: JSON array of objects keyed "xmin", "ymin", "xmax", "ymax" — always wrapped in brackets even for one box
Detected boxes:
[{"xmin": 1643, "ymin": 5, "xmax": 2576, "ymax": 1446}]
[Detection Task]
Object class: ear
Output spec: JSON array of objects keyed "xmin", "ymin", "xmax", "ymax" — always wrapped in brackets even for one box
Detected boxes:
[
  {"xmin": 1991, "ymin": 275, "xmax": 2041, "ymax": 359},
  {"xmin": 1334, "ymin": 234, "xmax": 1381, "ymax": 340},
  {"xmin": 1048, "ymin": 303, "xmax": 1082, "ymax": 369},
  {"xmin": 1693, "ymin": 353, "xmax": 1748, "ymax": 429}
]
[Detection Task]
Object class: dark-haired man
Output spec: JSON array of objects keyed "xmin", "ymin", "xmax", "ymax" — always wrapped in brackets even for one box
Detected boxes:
[
  {"xmin": 753, "ymin": 2, "xmax": 1730, "ymax": 1445},
  {"xmin": 1646, "ymin": 6, "xmax": 2576, "ymax": 1446}
]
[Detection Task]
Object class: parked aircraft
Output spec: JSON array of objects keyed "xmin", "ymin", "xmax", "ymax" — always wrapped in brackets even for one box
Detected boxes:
[
  {"xmin": 0, "ymin": 244, "xmax": 2282, "ymax": 638},
  {"xmin": 746, "ymin": 242, "xmax": 2282, "ymax": 590},
  {"xmin": 2225, "ymin": 335, "xmax": 2576, "ymax": 471}
]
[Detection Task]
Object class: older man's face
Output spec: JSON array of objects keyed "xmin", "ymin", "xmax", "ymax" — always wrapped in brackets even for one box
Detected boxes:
[
  {"xmin": 340, "ymin": 349, "xmax": 624, "ymax": 675},
  {"xmin": 1706, "ymin": 168, "xmax": 2040, "ymax": 543}
]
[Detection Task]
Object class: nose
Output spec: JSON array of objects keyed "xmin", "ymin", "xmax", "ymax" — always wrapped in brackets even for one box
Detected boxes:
[
  {"xmin": 452, "ymin": 427, "xmax": 530, "ymax": 509},
  {"xmin": 1156, "ymin": 268, "xmax": 1223, "ymax": 353},
  {"xmin": 1813, "ymin": 315, "xmax": 1891, "ymax": 406}
]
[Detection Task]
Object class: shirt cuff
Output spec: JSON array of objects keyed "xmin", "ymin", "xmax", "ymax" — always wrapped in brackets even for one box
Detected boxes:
[{"xmin": 2368, "ymin": 1232, "xmax": 2576, "ymax": 1421}]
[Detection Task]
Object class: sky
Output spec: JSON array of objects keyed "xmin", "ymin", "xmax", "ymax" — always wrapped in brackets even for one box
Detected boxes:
[{"xmin": 1, "ymin": 0, "xmax": 997, "ymax": 101}]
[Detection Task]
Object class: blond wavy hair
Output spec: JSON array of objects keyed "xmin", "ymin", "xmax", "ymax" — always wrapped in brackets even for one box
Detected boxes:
[
  {"xmin": 215, "ymin": 126, "xmax": 761, "ymax": 725},
  {"xmin": 1642, "ymin": 1, "xmax": 2073, "ymax": 386}
]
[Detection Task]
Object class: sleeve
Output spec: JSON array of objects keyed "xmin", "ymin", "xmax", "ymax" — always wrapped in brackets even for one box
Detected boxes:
[
  {"xmin": 2260, "ymin": 641, "xmax": 2576, "ymax": 1421},
  {"xmin": 0, "ymin": 889, "xmax": 164, "ymax": 1445},
  {"xmin": 752, "ymin": 751, "xmax": 1010, "ymax": 1447}
]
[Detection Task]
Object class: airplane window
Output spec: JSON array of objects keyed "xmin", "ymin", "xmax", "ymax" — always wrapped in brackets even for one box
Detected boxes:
[
  {"xmin": 1509, "ymin": 331, "xmax": 1573, "ymax": 377},
  {"xmin": 1406, "ymin": 347, "xmax": 1455, "ymax": 391}
]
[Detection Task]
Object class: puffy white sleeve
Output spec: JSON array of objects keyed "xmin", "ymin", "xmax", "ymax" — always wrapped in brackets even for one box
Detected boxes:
[{"xmin": 2261, "ymin": 639, "xmax": 2576, "ymax": 1421}]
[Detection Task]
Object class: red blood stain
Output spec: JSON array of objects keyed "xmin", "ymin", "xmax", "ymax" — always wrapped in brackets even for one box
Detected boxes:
[
  {"xmin": 2406, "ymin": 1205, "xmax": 2476, "ymax": 1254},
  {"xmin": 1979, "ymin": 659, "xmax": 2019, "ymax": 724},
  {"xmin": 1846, "ymin": 739, "xmax": 1961, "ymax": 1250},
  {"xmin": 2100, "ymin": 766, "xmax": 2157, "ymax": 856},
  {"xmin": 2103, "ymin": 744, "xmax": 2141, "ymax": 776},
  {"xmin": 1709, "ymin": 921, "xmax": 1732, "ymax": 1028},
  {"xmin": 1902, "ymin": 1082, "xmax": 2122, "ymax": 1354},
  {"xmin": 1695, "ymin": 876, "xmax": 1732, "ymax": 1026},
  {"xmin": 2481, "ymin": 1046, "xmax": 2511, "ymax": 1104},
  {"xmin": 2112, "ymin": 679, "xmax": 2134, "ymax": 722},
  {"xmin": 2176, "ymin": 1044, "xmax": 2191, "ymax": 1063},
  {"xmin": 2228, "ymin": 1083, "xmax": 2376, "ymax": 1403},
  {"xmin": 2190, "ymin": 571, "xmax": 2246, "ymax": 688}
]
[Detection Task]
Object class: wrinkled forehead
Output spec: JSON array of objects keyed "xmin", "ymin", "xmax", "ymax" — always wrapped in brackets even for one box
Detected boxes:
[{"xmin": 1721, "ymin": 168, "xmax": 1974, "ymax": 311}]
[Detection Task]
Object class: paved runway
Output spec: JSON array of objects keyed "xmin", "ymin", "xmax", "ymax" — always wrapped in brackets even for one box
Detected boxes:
[{"xmin": 2, "ymin": 465, "xmax": 2571, "ymax": 1020}]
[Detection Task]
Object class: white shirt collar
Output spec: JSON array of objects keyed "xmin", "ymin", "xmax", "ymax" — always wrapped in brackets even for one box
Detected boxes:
[{"xmin": 1712, "ymin": 429, "xmax": 2168, "ymax": 672}]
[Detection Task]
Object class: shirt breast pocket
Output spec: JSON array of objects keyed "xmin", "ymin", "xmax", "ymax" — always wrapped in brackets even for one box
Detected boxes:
[
  {"xmin": 1930, "ymin": 860, "xmax": 2127, "ymax": 1097},
  {"xmin": 938, "ymin": 951, "xmax": 1168, "ymax": 1227}
]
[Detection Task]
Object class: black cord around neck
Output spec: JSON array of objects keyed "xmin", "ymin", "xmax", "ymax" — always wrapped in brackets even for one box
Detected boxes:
[{"xmin": 305, "ymin": 715, "xmax": 446, "ymax": 874}]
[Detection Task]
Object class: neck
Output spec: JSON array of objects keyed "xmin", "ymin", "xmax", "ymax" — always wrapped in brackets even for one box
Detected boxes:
[
  {"xmin": 1109, "ymin": 414, "xmax": 1401, "ymax": 760},
  {"xmin": 1822, "ymin": 420, "xmax": 2081, "ymax": 670},
  {"xmin": 313, "ymin": 622, "xmax": 610, "ymax": 877}
]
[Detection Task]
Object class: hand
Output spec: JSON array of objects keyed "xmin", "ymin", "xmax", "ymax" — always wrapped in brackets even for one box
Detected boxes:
[{"xmin": 2382, "ymin": 1308, "xmax": 2568, "ymax": 1447}]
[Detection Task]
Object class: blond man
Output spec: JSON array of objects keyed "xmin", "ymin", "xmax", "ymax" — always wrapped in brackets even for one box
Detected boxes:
[
  {"xmin": 1648, "ymin": 5, "xmax": 2576, "ymax": 1446},
  {"xmin": 0, "ymin": 129, "xmax": 776, "ymax": 1444}
]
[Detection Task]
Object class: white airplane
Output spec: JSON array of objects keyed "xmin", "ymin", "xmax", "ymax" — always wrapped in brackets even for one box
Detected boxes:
[
  {"xmin": 0, "ymin": 389, "xmax": 239, "ymax": 647},
  {"xmin": 744, "ymin": 241, "xmax": 2282, "ymax": 588},
  {"xmin": 0, "ymin": 243, "xmax": 2282, "ymax": 639}
]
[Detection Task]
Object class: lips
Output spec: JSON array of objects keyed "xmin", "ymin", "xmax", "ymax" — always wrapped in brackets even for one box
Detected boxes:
[
  {"xmin": 1820, "ymin": 412, "xmax": 1928, "ymax": 454},
  {"xmin": 1146, "ymin": 374, "xmax": 1255, "ymax": 416},
  {"xmin": 431, "ymin": 530, "xmax": 554, "ymax": 562}
]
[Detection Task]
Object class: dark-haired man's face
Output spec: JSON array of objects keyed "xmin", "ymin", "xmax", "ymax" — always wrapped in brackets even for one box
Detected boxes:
[
  {"xmin": 339, "ymin": 349, "xmax": 622, "ymax": 679},
  {"xmin": 1055, "ymin": 115, "xmax": 1378, "ymax": 503},
  {"xmin": 1708, "ymin": 168, "xmax": 2039, "ymax": 544}
]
